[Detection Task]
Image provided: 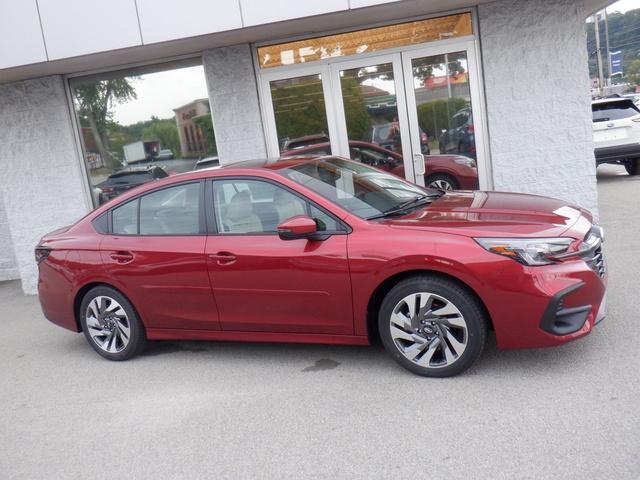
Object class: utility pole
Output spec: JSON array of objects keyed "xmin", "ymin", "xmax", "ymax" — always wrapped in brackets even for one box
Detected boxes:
[
  {"xmin": 604, "ymin": 8, "xmax": 612, "ymax": 86},
  {"xmin": 594, "ymin": 12, "xmax": 605, "ymax": 96}
]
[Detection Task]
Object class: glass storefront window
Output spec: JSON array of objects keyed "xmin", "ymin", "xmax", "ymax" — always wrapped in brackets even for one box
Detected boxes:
[
  {"xmin": 69, "ymin": 60, "xmax": 217, "ymax": 206},
  {"xmin": 339, "ymin": 62, "xmax": 404, "ymax": 155},
  {"xmin": 258, "ymin": 13, "xmax": 472, "ymax": 69},
  {"xmin": 270, "ymin": 74, "xmax": 330, "ymax": 154},
  {"xmin": 408, "ymin": 50, "xmax": 479, "ymax": 189}
]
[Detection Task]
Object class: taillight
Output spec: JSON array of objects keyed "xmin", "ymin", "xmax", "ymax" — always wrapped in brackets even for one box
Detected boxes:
[
  {"xmin": 467, "ymin": 124, "xmax": 475, "ymax": 134},
  {"xmin": 101, "ymin": 187, "xmax": 114, "ymax": 193},
  {"xmin": 35, "ymin": 246, "xmax": 51, "ymax": 265}
]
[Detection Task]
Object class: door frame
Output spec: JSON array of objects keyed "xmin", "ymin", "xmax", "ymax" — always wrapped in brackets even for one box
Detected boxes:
[
  {"xmin": 257, "ymin": 63, "xmax": 342, "ymax": 157},
  {"xmin": 400, "ymin": 39, "xmax": 491, "ymax": 190},
  {"xmin": 255, "ymin": 24, "xmax": 492, "ymax": 190},
  {"xmin": 327, "ymin": 52, "xmax": 416, "ymax": 183}
]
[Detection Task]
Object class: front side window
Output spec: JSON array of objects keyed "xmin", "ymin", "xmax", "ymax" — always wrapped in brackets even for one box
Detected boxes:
[
  {"xmin": 277, "ymin": 157, "xmax": 437, "ymax": 219},
  {"xmin": 213, "ymin": 179, "xmax": 341, "ymax": 234},
  {"xmin": 139, "ymin": 183, "xmax": 200, "ymax": 235}
]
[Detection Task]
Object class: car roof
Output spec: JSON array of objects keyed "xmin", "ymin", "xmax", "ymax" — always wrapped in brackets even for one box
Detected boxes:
[{"xmin": 109, "ymin": 165, "xmax": 160, "ymax": 177}]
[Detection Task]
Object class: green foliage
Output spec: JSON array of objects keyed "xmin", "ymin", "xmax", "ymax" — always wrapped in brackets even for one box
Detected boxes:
[
  {"xmin": 587, "ymin": 8, "xmax": 640, "ymax": 82},
  {"xmin": 271, "ymin": 80, "xmax": 330, "ymax": 142},
  {"xmin": 628, "ymin": 59, "xmax": 640, "ymax": 86},
  {"xmin": 416, "ymin": 97, "xmax": 468, "ymax": 137},
  {"xmin": 73, "ymin": 78, "xmax": 137, "ymax": 168},
  {"xmin": 341, "ymin": 77, "xmax": 371, "ymax": 141},
  {"xmin": 193, "ymin": 115, "xmax": 217, "ymax": 156},
  {"xmin": 142, "ymin": 117, "xmax": 181, "ymax": 158}
]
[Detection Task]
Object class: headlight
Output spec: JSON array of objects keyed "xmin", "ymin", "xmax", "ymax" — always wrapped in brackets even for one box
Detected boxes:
[
  {"xmin": 454, "ymin": 157, "xmax": 476, "ymax": 168},
  {"xmin": 474, "ymin": 237, "xmax": 574, "ymax": 266}
]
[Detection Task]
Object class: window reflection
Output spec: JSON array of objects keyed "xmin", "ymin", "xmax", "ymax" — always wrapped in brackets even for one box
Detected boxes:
[
  {"xmin": 258, "ymin": 13, "xmax": 473, "ymax": 69},
  {"xmin": 70, "ymin": 61, "xmax": 217, "ymax": 206},
  {"xmin": 270, "ymin": 75, "xmax": 330, "ymax": 154}
]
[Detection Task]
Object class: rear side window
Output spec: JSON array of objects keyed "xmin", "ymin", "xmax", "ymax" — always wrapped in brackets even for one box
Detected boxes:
[
  {"xmin": 592, "ymin": 100, "xmax": 640, "ymax": 122},
  {"xmin": 112, "ymin": 200, "xmax": 138, "ymax": 235},
  {"xmin": 139, "ymin": 183, "xmax": 200, "ymax": 235}
]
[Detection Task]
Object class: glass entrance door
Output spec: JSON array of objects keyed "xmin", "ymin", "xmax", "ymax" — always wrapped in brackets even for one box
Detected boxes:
[
  {"xmin": 259, "ymin": 40, "xmax": 487, "ymax": 190},
  {"xmin": 402, "ymin": 44, "xmax": 485, "ymax": 190},
  {"xmin": 330, "ymin": 54, "xmax": 416, "ymax": 182}
]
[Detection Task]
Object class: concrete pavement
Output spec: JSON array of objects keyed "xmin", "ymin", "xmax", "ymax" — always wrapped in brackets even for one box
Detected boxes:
[{"xmin": 1, "ymin": 164, "xmax": 639, "ymax": 479}]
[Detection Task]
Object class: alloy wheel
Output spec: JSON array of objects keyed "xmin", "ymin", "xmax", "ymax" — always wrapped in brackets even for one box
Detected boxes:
[
  {"xmin": 429, "ymin": 179, "xmax": 454, "ymax": 190},
  {"xmin": 85, "ymin": 296, "xmax": 131, "ymax": 353},
  {"xmin": 389, "ymin": 292, "xmax": 468, "ymax": 368}
]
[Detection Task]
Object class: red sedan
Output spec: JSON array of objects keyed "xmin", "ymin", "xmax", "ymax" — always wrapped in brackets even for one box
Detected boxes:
[
  {"xmin": 282, "ymin": 140, "xmax": 478, "ymax": 190},
  {"xmin": 36, "ymin": 156, "xmax": 607, "ymax": 377}
]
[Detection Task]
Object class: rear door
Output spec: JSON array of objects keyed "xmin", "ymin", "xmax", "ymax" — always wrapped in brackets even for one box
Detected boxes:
[
  {"xmin": 100, "ymin": 181, "xmax": 221, "ymax": 331},
  {"xmin": 204, "ymin": 177, "xmax": 354, "ymax": 334}
]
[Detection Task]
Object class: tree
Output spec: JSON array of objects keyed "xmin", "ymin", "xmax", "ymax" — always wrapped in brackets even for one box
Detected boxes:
[
  {"xmin": 193, "ymin": 115, "xmax": 217, "ymax": 156},
  {"xmin": 73, "ymin": 79, "xmax": 137, "ymax": 168},
  {"xmin": 627, "ymin": 59, "xmax": 640, "ymax": 86},
  {"xmin": 142, "ymin": 116, "xmax": 182, "ymax": 158}
]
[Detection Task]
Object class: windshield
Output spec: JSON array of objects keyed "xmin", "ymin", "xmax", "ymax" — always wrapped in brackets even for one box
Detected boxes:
[{"xmin": 277, "ymin": 157, "xmax": 438, "ymax": 219}]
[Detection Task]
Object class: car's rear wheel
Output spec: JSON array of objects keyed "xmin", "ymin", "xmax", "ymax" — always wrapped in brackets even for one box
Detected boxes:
[
  {"xmin": 378, "ymin": 275, "xmax": 487, "ymax": 377},
  {"xmin": 425, "ymin": 173, "xmax": 459, "ymax": 191},
  {"xmin": 624, "ymin": 159, "xmax": 640, "ymax": 175},
  {"xmin": 79, "ymin": 286, "xmax": 146, "ymax": 361}
]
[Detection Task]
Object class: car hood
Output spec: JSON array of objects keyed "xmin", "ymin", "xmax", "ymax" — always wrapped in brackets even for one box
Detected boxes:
[{"xmin": 383, "ymin": 191, "xmax": 591, "ymax": 238}]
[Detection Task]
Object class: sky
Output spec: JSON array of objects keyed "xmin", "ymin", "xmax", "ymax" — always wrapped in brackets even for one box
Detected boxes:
[
  {"xmin": 605, "ymin": 0, "xmax": 639, "ymax": 13},
  {"xmin": 111, "ymin": 65, "xmax": 209, "ymax": 125}
]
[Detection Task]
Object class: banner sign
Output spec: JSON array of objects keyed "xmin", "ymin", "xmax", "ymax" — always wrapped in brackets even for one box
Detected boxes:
[{"xmin": 610, "ymin": 50, "xmax": 623, "ymax": 76}]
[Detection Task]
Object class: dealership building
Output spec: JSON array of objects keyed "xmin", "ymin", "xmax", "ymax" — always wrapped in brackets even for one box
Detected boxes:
[{"xmin": 0, "ymin": 0, "xmax": 612, "ymax": 294}]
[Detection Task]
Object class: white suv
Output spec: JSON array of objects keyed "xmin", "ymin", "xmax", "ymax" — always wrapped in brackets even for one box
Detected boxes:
[{"xmin": 592, "ymin": 97, "xmax": 640, "ymax": 175}]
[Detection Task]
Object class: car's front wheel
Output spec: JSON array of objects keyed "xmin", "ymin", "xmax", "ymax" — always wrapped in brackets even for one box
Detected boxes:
[
  {"xmin": 378, "ymin": 275, "xmax": 487, "ymax": 377},
  {"xmin": 425, "ymin": 173, "xmax": 459, "ymax": 191},
  {"xmin": 79, "ymin": 286, "xmax": 146, "ymax": 361},
  {"xmin": 625, "ymin": 159, "xmax": 640, "ymax": 175}
]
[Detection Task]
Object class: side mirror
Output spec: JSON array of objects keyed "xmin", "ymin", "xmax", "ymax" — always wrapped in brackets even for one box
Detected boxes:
[{"xmin": 277, "ymin": 215, "xmax": 318, "ymax": 240}]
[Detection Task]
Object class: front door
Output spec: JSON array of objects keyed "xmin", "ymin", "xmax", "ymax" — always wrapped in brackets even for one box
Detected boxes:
[{"xmin": 205, "ymin": 178, "xmax": 353, "ymax": 335}]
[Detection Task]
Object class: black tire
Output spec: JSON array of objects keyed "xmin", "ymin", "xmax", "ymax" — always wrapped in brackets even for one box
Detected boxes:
[
  {"xmin": 624, "ymin": 159, "xmax": 640, "ymax": 175},
  {"xmin": 378, "ymin": 275, "xmax": 487, "ymax": 377},
  {"xmin": 425, "ymin": 173, "xmax": 459, "ymax": 191},
  {"xmin": 79, "ymin": 286, "xmax": 146, "ymax": 361}
]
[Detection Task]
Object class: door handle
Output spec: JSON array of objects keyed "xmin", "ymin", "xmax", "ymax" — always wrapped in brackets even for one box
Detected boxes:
[
  {"xmin": 209, "ymin": 252, "xmax": 237, "ymax": 265},
  {"xmin": 110, "ymin": 251, "xmax": 134, "ymax": 264}
]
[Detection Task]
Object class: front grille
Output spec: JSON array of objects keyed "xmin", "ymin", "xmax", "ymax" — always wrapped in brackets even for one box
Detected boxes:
[{"xmin": 586, "ymin": 245, "xmax": 606, "ymax": 278}]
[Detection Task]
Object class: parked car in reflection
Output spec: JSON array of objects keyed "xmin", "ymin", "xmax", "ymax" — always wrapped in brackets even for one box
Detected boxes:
[
  {"xmin": 439, "ymin": 107, "xmax": 475, "ymax": 159},
  {"xmin": 369, "ymin": 122, "xmax": 430, "ymax": 154},
  {"xmin": 282, "ymin": 140, "xmax": 478, "ymax": 190},
  {"xmin": 592, "ymin": 97, "xmax": 640, "ymax": 175},
  {"xmin": 282, "ymin": 134, "xmax": 330, "ymax": 151},
  {"xmin": 194, "ymin": 156, "xmax": 220, "ymax": 170},
  {"xmin": 95, "ymin": 165, "xmax": 168, "ymax": 204},
  {"xmin": 156, "ymin": 149, "xmax": 174, "ymax": 160}
]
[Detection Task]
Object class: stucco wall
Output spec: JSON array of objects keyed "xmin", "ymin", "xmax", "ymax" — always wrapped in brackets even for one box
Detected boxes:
[
  {"xmin": 0, "ymin": 76, "xmax": 89, "ymax": 294},
  {"xmin": 203, "ymin": 45, "xmax": 267, "ymax": 165},
  {"xmin": 479, "ymin": 0, "xmax": 598, "ymax": 215},
  {"xmin": 0, "ymin": 197, "xmax": 19, "ymax": 282}
]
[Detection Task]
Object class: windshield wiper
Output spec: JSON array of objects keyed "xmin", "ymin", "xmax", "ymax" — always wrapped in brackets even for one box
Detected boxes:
[{"xmin": 366, "ymin": 192, "xmax": 443, "ymax": 220}]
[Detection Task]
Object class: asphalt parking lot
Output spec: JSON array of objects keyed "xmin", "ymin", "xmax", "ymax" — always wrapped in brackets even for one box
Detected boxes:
[{"xmin": 1, "ymin": 164, "xmax": 639, "ymax": 479}]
